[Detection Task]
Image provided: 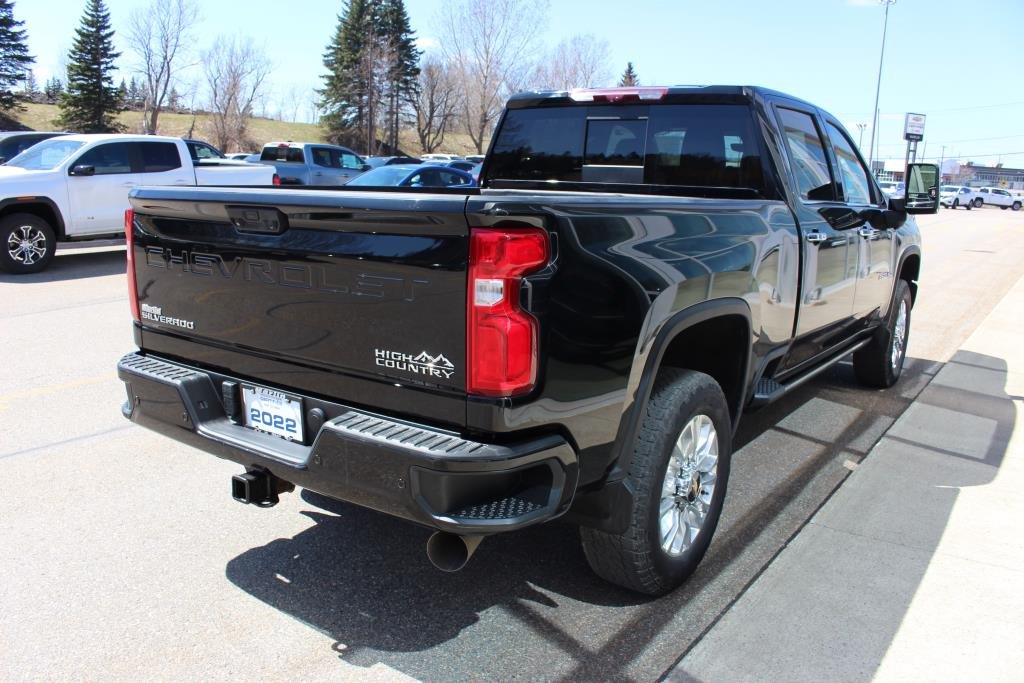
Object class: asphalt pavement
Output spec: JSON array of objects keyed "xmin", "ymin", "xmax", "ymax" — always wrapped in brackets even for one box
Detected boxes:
[{"xmin": 2, "ymin": 208, "xmax": 1023, "ymax": 681}]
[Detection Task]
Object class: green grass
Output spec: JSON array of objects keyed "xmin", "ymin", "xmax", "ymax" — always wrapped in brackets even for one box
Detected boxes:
[{"xmin": 10, "ymin": 102, "xmax": 486, "ymax": 156}]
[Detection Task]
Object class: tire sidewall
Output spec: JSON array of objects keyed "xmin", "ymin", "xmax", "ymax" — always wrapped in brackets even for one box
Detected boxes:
[
  {"xmin": 643, "ymin": 380, "xmax": 732, "ymax": 583},
  {"xmin": 882, "ymin": 282, "xmax": 912, "ymax": 384},
  {"xmin": 0, "ymin": 214, "xmax": 56, "ymax": 274}
]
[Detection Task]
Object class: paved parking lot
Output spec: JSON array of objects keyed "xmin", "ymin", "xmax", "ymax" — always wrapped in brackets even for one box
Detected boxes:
[{"xmin": 2, "ymin": 208, "xmax": 1024, "ymax": 681}]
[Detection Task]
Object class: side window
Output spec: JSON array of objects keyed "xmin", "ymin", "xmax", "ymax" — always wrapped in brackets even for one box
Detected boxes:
[
  {"xmin": 191, "ymin": 143, "xmax": 219, "ymax": 160},
  {"xmin": 440, "ymin": 170, "xmax": 468, "ymax": 186},
  {"xmin": 286, "ymin": 147, "xmax": 304, "ymax": 163},
  {"xmin": 75, "ymin": 142, "xmax": 133, "ymax": 175},
  {"xmin": 777, "ymin": 108, "xmax": 835, "ymax": 201},
  {"xmin": 138, "ymin": 142, "xmax": 182, "ymax": 173},
  {"xmin": 826, "ymin": 122, "xmax": 873, "ymax": 205},
  {"xmin": 312, "ymin": 148, "xmax": 334, "ymax": 168},
  {"xmin": 340, "ymin": 152, "xmax": 362, "ymax": 169}
]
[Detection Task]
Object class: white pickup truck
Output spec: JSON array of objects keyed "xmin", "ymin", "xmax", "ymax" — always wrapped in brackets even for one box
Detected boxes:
[{"xmin": 0, "ymin": 134, "xmax": 278, "ymax": 273}]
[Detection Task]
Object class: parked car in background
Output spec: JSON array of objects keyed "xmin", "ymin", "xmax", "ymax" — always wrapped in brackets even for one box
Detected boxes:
[
  {"xmin": 420, "ymin": 153, "xmax": 461, "ymax": 162},
  {"xmin": 939, "ymin": 185, "xmax": 978, "ymax": 209},
  {"xmin": 256, "ymin": 142, "xmax": 369, "ymax": 185},
  {"xmin": 0, "ymin": 131, "xmax": 68, "ymax": 164},
  {"xmin": 0, "ymin": 134, "xmax": 278, "ymax": 273},
  {"xmin": 344, "ymin": 163, "xmax": 476, "ymax": 188},
  {"xmin": 877, "ymin": 180, "xmax": 905, "ymax": 199},
  {"xmin": 464, "ymin": 154, "xmax": 485, "ymax": 164},
  {"xmin": 227, "ymin": 153, "xmax": 255, "ymax": 161},
  {"xmin": 976, "ymin": 186, "xmax": 1021, "ymax": 210},
  {"xmin": 364, "ymin": 155, "xmax": 422, "ymax": 169},
  {"xmin": 441, "ymin": 159, "xmax": 477, "ymax": 173}
]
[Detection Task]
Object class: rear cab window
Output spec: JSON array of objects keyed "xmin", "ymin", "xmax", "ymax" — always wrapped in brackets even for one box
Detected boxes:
[
  {"xmin": 485, "ymin": 102, "xmax": 767, "ymax": 198},
  {"xmin": 137, "ymin": 142, "xmax": 182, "ymax": 172},
  {"xmin": 261, "ymin": 146, "xmax": 304, "ymax": 163}
]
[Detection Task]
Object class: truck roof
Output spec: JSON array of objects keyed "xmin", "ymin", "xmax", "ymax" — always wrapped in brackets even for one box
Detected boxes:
[
  {"xmin": 59, "ymin": 133, "xmax": 186, "ymax": 144},
  {"xmin": 505, "ymin": 85, "xmax": 817, "ymax": 110}
]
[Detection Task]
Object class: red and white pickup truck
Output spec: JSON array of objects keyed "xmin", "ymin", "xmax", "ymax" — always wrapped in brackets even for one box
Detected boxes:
[{"xmin": 0, "ymin": 134, "xmax": 278, "ymax": 273}]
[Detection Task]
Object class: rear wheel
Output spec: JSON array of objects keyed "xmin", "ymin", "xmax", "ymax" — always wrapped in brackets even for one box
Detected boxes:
[
  {"xmin": 965, "ymin": 200, "xmax": 972, "ymax": 211},
  {"xmin": 0, "ymin": 213, "xmax": 56, "ymax": 274},
  {"xmin": 1013, "ymin": 202, "xmax": 1021, "ymax": 211},
  {"xmin": 853, "ymin": 279, "xmax": 912, "ymax": 388},
  {"xmin": 952, "ymin": 199, "xmax": 959, "ymax": 209},
  {"xmin": 580, "ymin": 369, "xmax": 731, "ymax": 595}
]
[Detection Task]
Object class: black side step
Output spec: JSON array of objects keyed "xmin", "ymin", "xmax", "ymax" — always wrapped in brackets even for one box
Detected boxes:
[{"xmin": 750, "ymin": 337, "xmax": 871, "ymax": 408}]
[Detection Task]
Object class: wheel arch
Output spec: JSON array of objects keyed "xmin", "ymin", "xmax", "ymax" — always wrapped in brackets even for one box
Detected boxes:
[
  {"xmin": 0, "ymin": 197, "xmax": 66, "ymax": 239},
  {"xmin": 567, "ymin": 297, "xmax": 753, "ymax": 534},
  {"xmin": 897, "ymin": 246, "xmax": 921, "ymax": 306}
]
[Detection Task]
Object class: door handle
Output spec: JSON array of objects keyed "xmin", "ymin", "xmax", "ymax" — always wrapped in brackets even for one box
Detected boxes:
[
  {"xmin": 805, "ymin": 231, "xmax": 827, "ymax": 245},
  {"xmin": 120, "ymin": 182, "xmax": 136, "ymax": 187},
  {"xmin": 858, "ymin": 227, "xmax": 876, "ymax": 238}
]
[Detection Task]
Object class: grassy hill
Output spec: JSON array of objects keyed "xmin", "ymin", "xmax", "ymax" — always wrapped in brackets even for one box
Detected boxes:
[{"xmin": 8, "ymin": 103, "xmax": 485, "ymax": 157}]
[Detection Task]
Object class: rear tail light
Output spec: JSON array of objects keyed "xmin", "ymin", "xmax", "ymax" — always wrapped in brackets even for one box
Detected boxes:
[
  {"xmin": 568, "ymin": 87, "xmax": 668, "ymax": 103},
  {"xmin": 124, "ymin": 208, "xmax": 140, "ymax": 321},
  {"xmin": 467, "ymin": 228, "xmax": 548, "ymax": 397},
  {"xmin": 272, "ymin": 173, "xmax": 280, "ymax": 186}
]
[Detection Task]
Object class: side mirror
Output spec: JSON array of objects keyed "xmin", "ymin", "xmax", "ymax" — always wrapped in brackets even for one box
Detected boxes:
[
  {"xmin": 69, "ymin": 164, "xmax": 95, "ymax": 176},
  {"xmin": 361, "ymin": 163, "xmax": 372, "ymax": 172},
  {"xmin": 905, "ymin": 163, "xmax": 939, "ymax": 214}
]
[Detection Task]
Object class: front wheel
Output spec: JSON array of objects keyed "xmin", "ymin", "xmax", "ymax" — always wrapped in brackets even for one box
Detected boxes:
[
  {"xmin": 580, "ymin": 369, "xmax": 731, "ymax": 595},
  {"xmin": 1012, "ymin": 202, "xmax": 1021, "ymax": 211},
  {"xmin": 853, "ymin": 279, "xmax": 912, "ymax": 388},
  {"xmin": 0, "ymin": 213, "xmax": 57, "ymax": 274},
  {"xmin": 974, "ymin": 198, "xmax": 984, "ymax": 208}
]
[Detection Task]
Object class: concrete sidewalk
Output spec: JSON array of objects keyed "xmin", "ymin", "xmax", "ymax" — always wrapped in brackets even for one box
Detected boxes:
[{"xmin": 670, "ymin": 274, "xmax": 1024, "ymax": 682}]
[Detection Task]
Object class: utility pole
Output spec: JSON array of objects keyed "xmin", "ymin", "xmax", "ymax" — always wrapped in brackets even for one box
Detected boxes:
[
  {"xmin": 867, "ymin": 0, "xmax": 896, "ymax": 174},
  {"xmin": 857, "ymin": 123, "xmax": 867, "ymax": 151},
  {"xmin": 939, "ymin": 144, "xmax": 946, "ymax": 181}
]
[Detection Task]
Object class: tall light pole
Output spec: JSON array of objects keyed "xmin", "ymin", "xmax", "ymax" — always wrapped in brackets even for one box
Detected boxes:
[{"xmin": 867, "ymin": 0, "xmax": 896, "ymax": 174}]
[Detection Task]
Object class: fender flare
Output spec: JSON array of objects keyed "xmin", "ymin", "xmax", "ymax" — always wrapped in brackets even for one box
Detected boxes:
[
  {"xmin": 0, "ymin": 196, "xmax": 67, "ymax": 238},
  {"xmin": 568, "ymin": 297, "xmax": 753, "ymax": 534}
]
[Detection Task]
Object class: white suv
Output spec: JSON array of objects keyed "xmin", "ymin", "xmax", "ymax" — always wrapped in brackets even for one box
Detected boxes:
[
  {"xmin": 976, "ymin": 187, "xmax": 1022, "ymax": 211},
  {"xmin": 939, "ymin": 185, "xmax": 979, "ymax": 210}
]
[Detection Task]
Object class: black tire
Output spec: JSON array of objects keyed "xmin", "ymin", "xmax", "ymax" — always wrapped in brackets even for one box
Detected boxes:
[
  {"xmin": 965, "ymin": 201, "xmax": 972, "ymax": 211},
  {"xmin": 952, "ymin": 199, "xmax": 959, "ymax": 209},
  {"xmin": 0, "ymin": 213, "xmax": 57, "ymax": 274},
  {"xmin": 1001, "ymin": 205, "xmax": 1008, "ymax": 210},
  {"xmin": 853, "ymin": 279, "xmax": 912, "ymax": 388},
  {"xmin": 1013, "ymin": 202, "xmax": 1021, "ymax": 211},
  {"xmin": 580, "ymin": 369, "xmax": 732, "ymax": 595},
  {"xmin": 974, "ymin": 198, "xmax": 983, "ymax": 208}
]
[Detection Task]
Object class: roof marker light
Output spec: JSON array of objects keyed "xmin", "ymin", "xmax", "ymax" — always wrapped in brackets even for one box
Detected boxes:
[{"xmin": 568, "ymin": 87, "xmax": 668, "ymax": 103}]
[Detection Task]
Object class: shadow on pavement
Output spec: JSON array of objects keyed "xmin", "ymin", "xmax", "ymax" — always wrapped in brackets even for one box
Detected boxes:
[
  {"xmin": 224, "ymin": 352, "xmax": 987, "ymax": 681},
  {"xmin": 0, "ymin": 247, "xmax": 125, "ymax": 284},
  {"xmin": 669, "ymin": 349, "xmax": 1015, "ymax": 681}
]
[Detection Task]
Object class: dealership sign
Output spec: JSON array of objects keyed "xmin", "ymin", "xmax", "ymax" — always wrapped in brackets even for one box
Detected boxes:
[{"xmin": 904, "ymin": 113, "xmax": 926, "ymax": 142}]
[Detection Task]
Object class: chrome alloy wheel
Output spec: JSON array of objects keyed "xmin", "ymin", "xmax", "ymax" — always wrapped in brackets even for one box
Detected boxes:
[
  {"xmin": 891, "ymin": 299, "xmax": 908, "ymax": 370},
  {"xmin": 7, "ymin": 224, "xmax": 48, "ymax": 266},
  {"xmin": 659, "ymin": 414, "xmax": 719, "ymax": 557}
]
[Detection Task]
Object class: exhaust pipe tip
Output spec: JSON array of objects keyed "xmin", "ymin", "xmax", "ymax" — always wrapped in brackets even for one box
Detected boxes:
[{"xmin": 426, "ymin": 532, "xmax": 484, "ymax": 572}]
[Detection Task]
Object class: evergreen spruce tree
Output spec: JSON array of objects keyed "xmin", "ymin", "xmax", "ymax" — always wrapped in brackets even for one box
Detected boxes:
[
  {"xmin": 618, "ymin": 62, "xmax": 639, "ymax": 87},
  {"xmin": 57, "ymin": 0, "xmax": 122, "ymax": 132},
  {"xmin": 43, "ymin": 76, "xmax": 63, "ymax": 103},
  {"xmin": 127, "ymin": 76, "xmax": 141, "ymax": 108},
  {"xmin": 116, "ymin": 78, "xmax": 128, "ymax": 107},
  {"xmin": 320, "ymin": 0, "xmax": 419, "ymax": 152},
  {"xmin": 320, "ymin": 0, "xmax": 374, "ymax": 147},
  {"xmin": 23, "ymin": 68, "xmax": 38, "ymax": 97},
  {"xmin": 377, "ymin": 0, "xmax": 419, "ymax": 151},
  {"xmin": 0, "ymin": 0, "xmax": 34, "ymax": 112}
]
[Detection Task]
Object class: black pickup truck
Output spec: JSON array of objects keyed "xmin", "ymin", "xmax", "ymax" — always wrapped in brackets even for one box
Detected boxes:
[{"xmin": 118, "ymin": 86, "xmax": 938, "ymax": 594}]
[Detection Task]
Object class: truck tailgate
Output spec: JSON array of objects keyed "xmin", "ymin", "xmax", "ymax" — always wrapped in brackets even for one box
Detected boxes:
[{"xmin": 129, "ymin": 187, "xmax": 469, "ymax": 400}]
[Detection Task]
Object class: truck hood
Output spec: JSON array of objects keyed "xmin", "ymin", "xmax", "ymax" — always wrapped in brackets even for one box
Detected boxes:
[{"xmin": 0, "ymin": 165, "xmax": 62, "ymax": 192}]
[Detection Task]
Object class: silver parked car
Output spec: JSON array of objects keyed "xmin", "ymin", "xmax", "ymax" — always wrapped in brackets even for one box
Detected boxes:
[{"xmin": 256, "ymin": 142, "xmax": 370, "ymax": 185}]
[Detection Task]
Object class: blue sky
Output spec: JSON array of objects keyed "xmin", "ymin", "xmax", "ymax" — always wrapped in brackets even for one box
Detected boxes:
[{"xmin": 16, "ymin": 0, "xmax": 1024, "ymax": 165}]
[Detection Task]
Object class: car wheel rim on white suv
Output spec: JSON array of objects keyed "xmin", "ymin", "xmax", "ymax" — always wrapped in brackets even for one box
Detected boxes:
[{"xmin": 7, "ymin": 225, "xmax": 48, "ymax": 266}]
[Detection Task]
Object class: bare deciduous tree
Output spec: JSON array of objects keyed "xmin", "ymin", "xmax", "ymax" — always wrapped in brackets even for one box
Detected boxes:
[
  {"xmin": 412, "ymin": 56, "xmax": 459, "ymax": 154},
  {"xmin": 202, "ymin": 37, "xmax": 270, "ymax": 152},
  {"xmin": 436, "ymin": 0, "xmax": 547, "ymax": 154},
  {"xmin": 531, "ymin": 34, "xmax": 613, "ymax": 91},
  {"xmin": 127, "ymin": 0, "xmax": 198, "ymax": 134}
]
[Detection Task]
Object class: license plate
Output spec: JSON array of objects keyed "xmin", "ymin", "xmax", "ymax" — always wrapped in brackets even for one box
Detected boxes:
[{"xmin": 241, "ymin": 384, "xmax": 304, "ymax": 442}]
